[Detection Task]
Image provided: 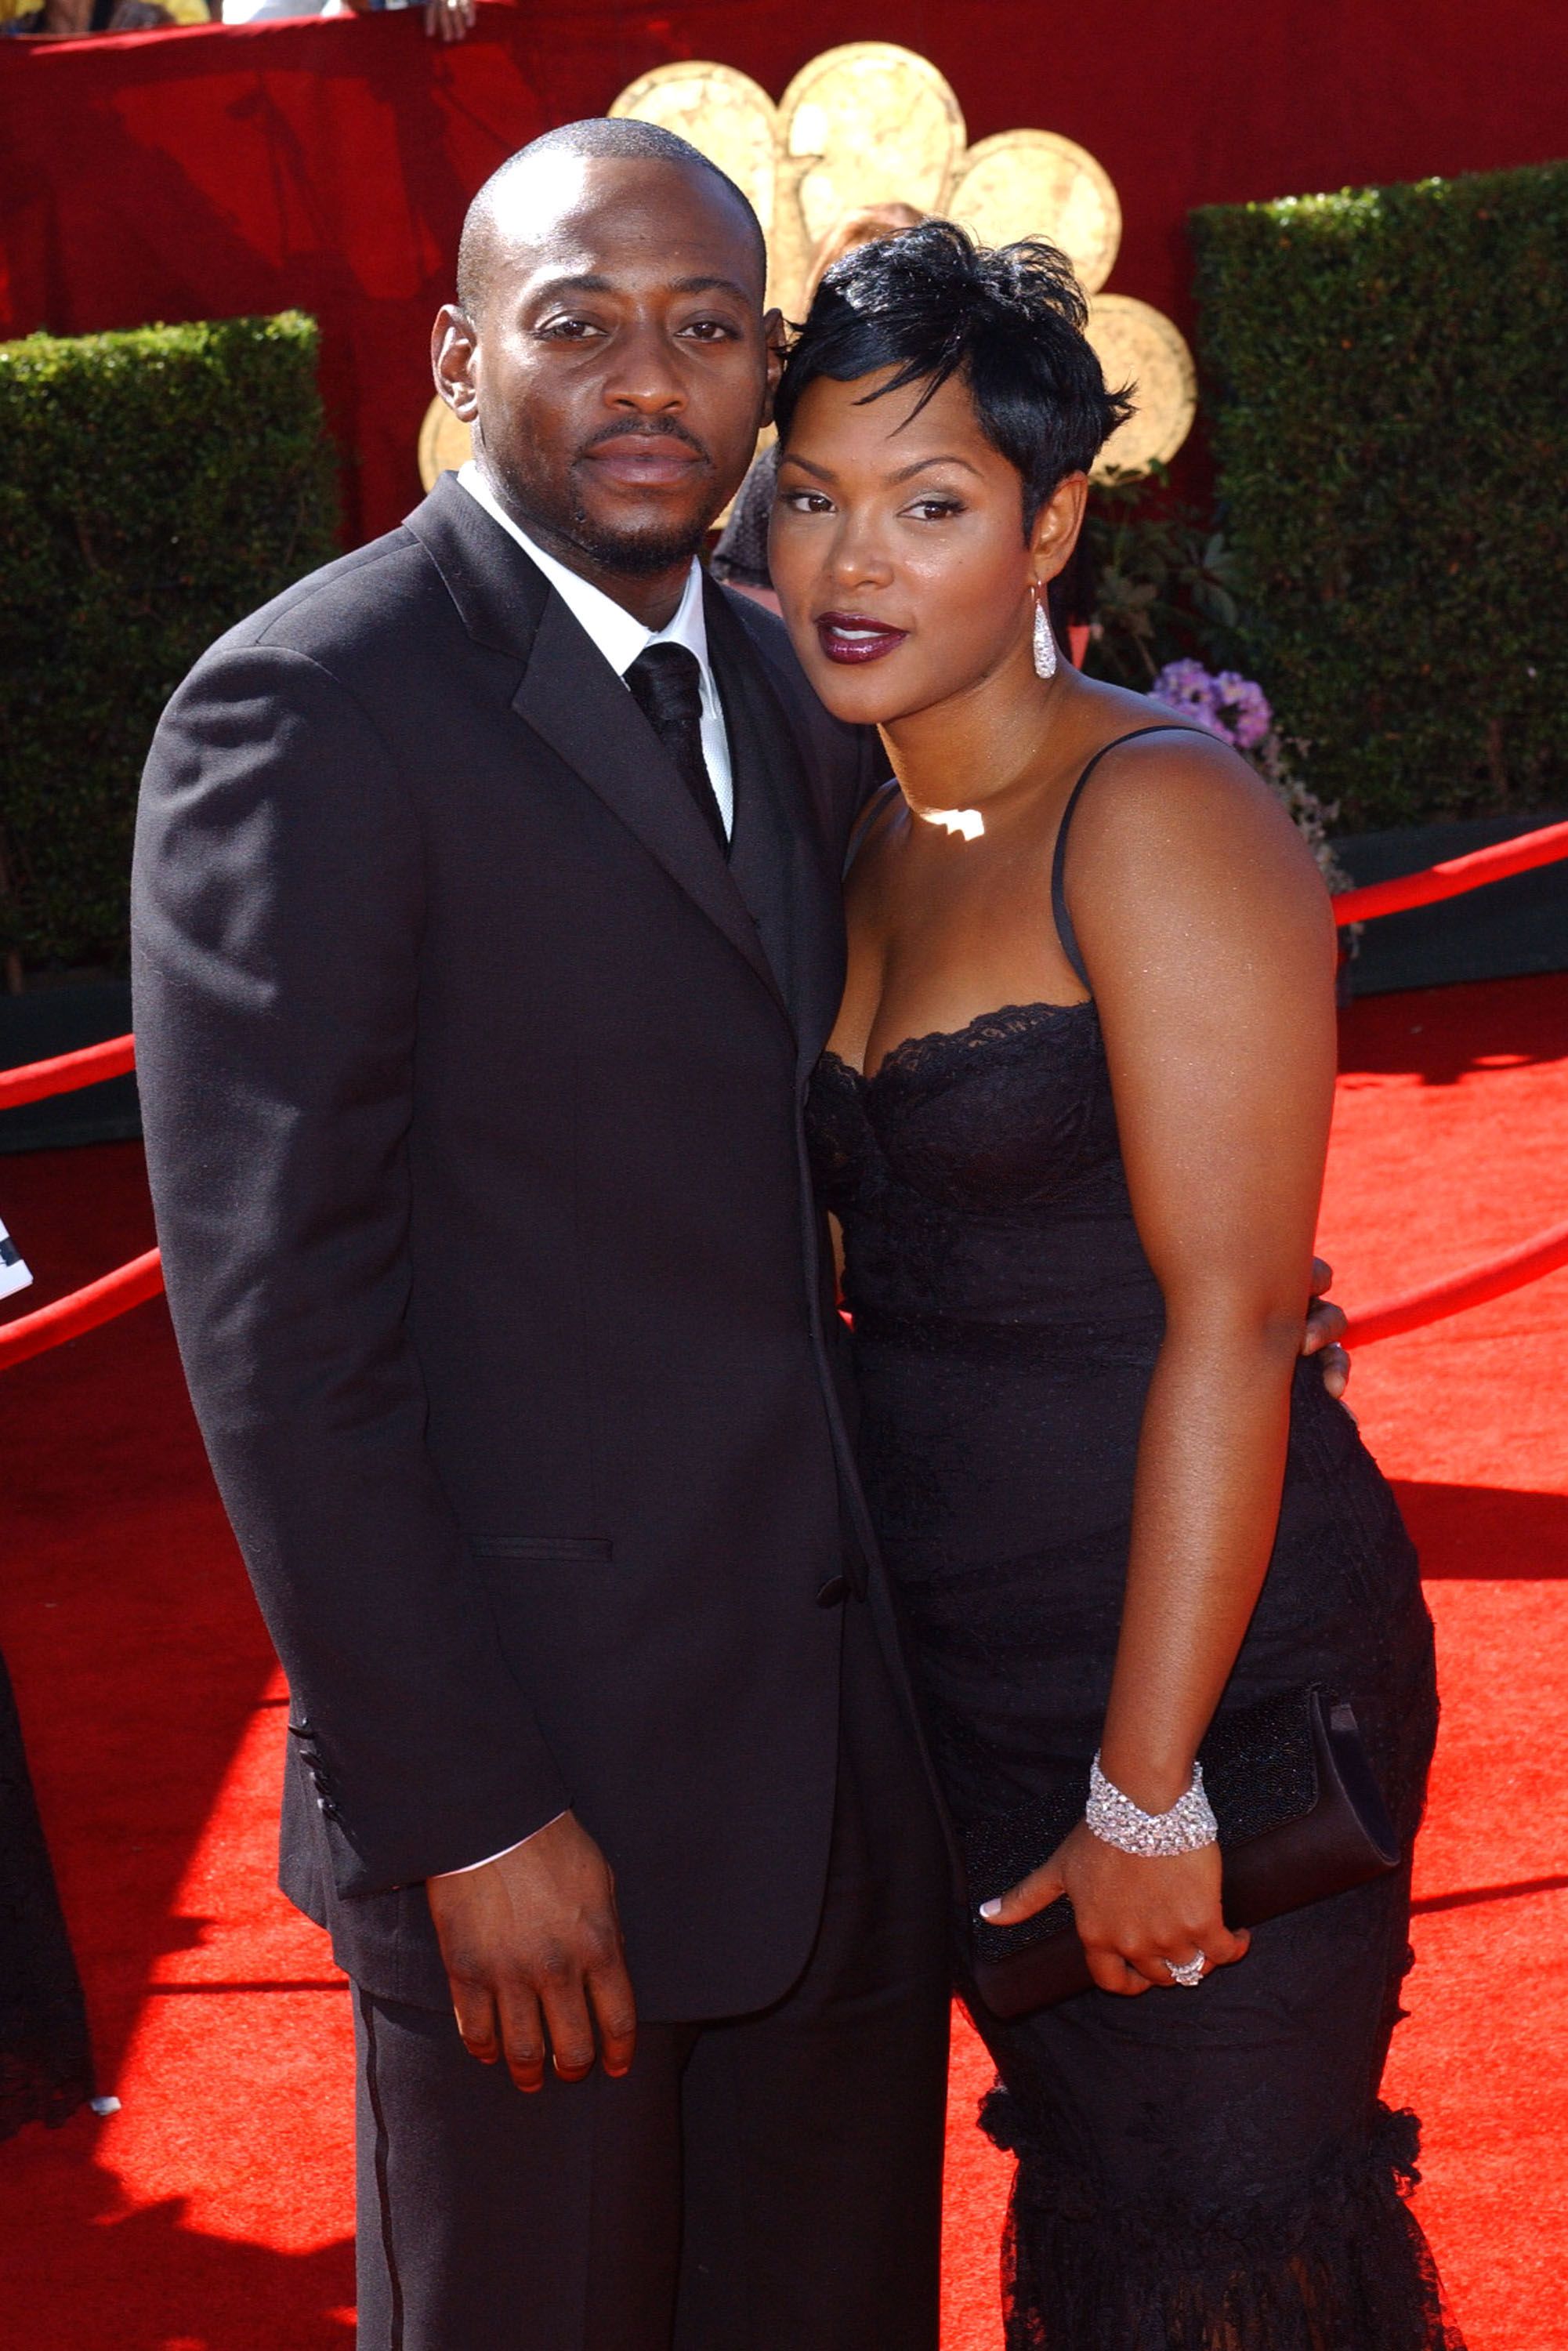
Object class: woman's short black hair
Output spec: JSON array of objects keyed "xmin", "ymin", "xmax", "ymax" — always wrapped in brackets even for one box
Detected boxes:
[{"xmin": 773, "ymin": 219, "xmax": 1134, "ymax": 531}]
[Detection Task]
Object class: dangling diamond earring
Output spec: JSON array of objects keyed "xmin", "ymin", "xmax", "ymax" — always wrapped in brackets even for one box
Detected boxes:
[{"xmin": 1032, "ymin": 590, "xmax": 1058, "ymax": 681}]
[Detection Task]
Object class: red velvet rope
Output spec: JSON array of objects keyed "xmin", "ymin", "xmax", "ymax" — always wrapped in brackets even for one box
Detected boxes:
[
  {"xmin": 1339, "ymin": 1216, "xmax": 1568, "ymax": 1349},
  {"xmin": 0, "ymin": 825, "xmax": 1563, "ymax": 1110},
  {"xmin": 0, "ymin": 1032, "xmax": 136, "ymax": 1110},
  {"xmin": 3, "ymin": 1205, "xmax": 1566, "ymax": 1370},
  {"xmin": 1332, "ymin": 817, "xmax": 1568, "ymax": 926},
  {"xmin": 0, "ymin": 1247, "xmax": 164, "ymax": 1373}
]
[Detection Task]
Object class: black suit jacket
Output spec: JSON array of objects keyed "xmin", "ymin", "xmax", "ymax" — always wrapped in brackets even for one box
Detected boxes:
[{"xmin": 132, "ymin": 475, "xmax": 892, "ymax": 2017}]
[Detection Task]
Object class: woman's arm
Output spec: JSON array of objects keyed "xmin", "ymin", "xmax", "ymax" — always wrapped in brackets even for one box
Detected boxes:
[{"xmin": 983, "ymin": 733, "xmax": 1338, "ymax": 1993}]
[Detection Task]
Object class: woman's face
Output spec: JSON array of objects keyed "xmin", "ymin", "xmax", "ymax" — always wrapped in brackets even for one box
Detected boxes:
[{"xmin": 769, "ymin": 368, "xmax": 1074, "ymax": 729}]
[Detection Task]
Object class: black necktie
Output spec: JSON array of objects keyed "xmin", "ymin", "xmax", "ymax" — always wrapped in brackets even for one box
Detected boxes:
[{"xmin": 625, "ymin": 643, "xmax": 728, "ymax": 856}]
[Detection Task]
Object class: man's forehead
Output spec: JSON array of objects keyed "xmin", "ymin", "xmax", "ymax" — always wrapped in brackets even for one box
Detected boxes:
[{"xmin": 488, "ymin": 153, "xmax": 762, "ymax": 288}]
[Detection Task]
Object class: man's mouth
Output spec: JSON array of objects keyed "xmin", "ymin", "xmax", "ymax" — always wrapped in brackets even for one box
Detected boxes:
[
  {"xmin": 815, "ymin": 612, "xmax": 909, "ymax": 665},
  {"xmin": 581, "ymin": 435, "xmax": 706, "ymax": 488}
]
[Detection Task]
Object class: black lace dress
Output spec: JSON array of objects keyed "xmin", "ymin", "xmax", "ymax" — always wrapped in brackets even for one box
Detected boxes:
[{"xmin": 805, "ymin": 746, "xmax": 1461, "ymax": 2349}]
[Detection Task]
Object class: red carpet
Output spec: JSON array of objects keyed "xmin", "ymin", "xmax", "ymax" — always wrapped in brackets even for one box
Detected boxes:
[{"xmin": 1, "ymin": 972, "xmax": 1563, "ymax": 2350}]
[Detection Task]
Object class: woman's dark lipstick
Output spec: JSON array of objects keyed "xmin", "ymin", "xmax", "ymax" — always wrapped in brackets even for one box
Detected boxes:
[{"xmin": 815, "ymin": 610, "xmax": 909, "ymax": 665}]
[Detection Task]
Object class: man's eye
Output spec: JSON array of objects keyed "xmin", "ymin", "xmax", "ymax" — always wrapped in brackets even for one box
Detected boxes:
[
  {"xmin": 539, "ymin": 318, "xmax": 602, "ymax": 340},
  {"xmin": 679, "ymin": 319, "xmax": 738, "ymax": 342}
]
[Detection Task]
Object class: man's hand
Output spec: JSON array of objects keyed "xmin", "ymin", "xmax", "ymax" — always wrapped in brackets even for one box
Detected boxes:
[
  {"xmin": 1302, "ymin": 1255, "xmax": 1349, "ymax": 1400},
  {"xmin": 425, "ymin": 1813, "xmax": 636, "ymax": 2091}
]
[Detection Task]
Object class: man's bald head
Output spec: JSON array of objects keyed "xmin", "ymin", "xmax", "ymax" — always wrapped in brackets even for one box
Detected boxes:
[{"xmin": 455, "ymin": 118, "xmax": 768, "ymax": 323}]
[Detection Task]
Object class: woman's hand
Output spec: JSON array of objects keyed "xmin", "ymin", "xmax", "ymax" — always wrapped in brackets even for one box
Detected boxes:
[{"xmin": 980, "ymin": 1820, "xmax": 1250, "ymax": 1995}]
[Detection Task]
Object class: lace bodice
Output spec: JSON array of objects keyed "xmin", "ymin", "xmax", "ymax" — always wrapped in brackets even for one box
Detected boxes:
[{"xmin": 809, "ymin": 1001, "xmax": 1163, "ymax": 1355}]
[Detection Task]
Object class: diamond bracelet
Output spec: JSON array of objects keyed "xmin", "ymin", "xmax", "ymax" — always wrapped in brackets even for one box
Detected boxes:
[{"xmin": 1086, "ymin": 1752, "xmax": 1219, "ymax": 1857}]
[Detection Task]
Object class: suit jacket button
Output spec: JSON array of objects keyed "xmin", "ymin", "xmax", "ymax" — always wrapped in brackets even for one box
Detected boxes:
[{"xmin": 816, "ymin": 1574, "xmax": 849, "ymax": 1608}]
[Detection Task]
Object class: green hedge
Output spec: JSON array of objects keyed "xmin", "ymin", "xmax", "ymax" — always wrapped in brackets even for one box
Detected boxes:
[
  {"xmin": 1191, "ymin": 161, "xmax": 1568, "ymax": 829},
  {"xmin": 0, "ymin": 313, "xmax": 338, "ymax": 970}
]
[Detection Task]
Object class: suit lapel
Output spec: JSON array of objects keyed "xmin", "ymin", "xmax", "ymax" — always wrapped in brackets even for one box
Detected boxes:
[
  {"xmin": 513, "ymin": 595, "xmax": 786, "ymax": 1018},
  {"xmin": 407, "ymin": 478, "xmax": 787, "ymax": 1022}
]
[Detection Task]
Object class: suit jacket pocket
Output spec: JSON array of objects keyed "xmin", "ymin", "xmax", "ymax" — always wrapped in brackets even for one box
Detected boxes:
[{"xmin": 469, "ymin": 1534, "xmax": 614, "ymax": 1563}]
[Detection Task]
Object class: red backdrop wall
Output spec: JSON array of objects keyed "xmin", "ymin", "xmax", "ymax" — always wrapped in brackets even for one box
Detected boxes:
[{"xmin": 2, "ymin": 0, "xmax": 1564, "ymax": 544}]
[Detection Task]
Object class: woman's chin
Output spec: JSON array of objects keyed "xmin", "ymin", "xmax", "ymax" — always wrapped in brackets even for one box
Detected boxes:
[{"xmin": 796, "ymin": 654, "xmax": 907, "ymax": 729}]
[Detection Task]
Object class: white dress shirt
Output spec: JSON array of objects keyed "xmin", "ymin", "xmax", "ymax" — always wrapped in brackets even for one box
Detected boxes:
[
  {"xmin": 457, "ymin": 461, "xmax": 733, "ymax": 837},
  {"xmin": 438, "ymin": 465, "xmax": 735, "ymax": 1880}
]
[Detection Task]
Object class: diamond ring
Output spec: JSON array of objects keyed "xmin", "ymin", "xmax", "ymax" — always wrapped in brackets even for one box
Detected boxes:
[{"xmin": 1165, "ymin": 1951, "xmax": 1206, "ymax": 1988}]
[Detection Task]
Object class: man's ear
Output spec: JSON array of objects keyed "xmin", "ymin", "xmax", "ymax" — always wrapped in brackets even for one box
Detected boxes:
[
  {"xmin": 431, "ymin": 303, "xmax": 480, "ymax": 425},
  {"xmin": 1030, "ymin": 470, "xmax": 1089, "ymax": 585},
  {"xmin": 759, "ymin": 306, "xmax": 788, "ymax": 427}
]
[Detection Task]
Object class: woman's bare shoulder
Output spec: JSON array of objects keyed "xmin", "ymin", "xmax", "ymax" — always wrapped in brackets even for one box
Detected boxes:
[
  {"xmin": 1067, "ymin": 725, "xmax": 1324, "ymax": 904},
  {"xmin": 1060, "ymin": 725, "xmax": 1336, "ymax": 1005}
]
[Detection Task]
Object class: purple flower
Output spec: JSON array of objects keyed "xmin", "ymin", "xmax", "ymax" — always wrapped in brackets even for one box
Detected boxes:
[
  {"xmin": 1214, "ymin": 671, "xmax": 1273, "ymax": 749},
  {"xmin": 1149, "ymin": 661, "xmax": 1273, "ymax": 750},
  {"xmin": 1149, "ymin": 659, "xmax": 1227, "ymax": 739}
]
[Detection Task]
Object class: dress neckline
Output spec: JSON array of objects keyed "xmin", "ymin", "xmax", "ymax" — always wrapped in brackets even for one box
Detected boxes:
[
  {"xmin": 832, "ymin": 723, "xmax": 1197, "ymax": 1088},
  {"xmin": 822, "ymin": 998, "xmax": 1098, "ymax": 1090}
]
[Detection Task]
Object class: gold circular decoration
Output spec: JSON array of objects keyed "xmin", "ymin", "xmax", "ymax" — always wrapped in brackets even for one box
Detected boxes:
[
  {"xmin": 947, "ymin": 129, "xmax": 1121, "ymax": 295},
  {"xmin": 603, "ymin": 45, "xmax": 1195, "ymax": 471},
  {"xmin": 609, "ymin": 61, "xmax": 781, "ymax": 304},
  {"xmin": 418, "ymin": 397, "xmax": 472, "ymax": 493},
  {"xmin": 776, "ymin": 43, "xmax": 966, "ymax": 312},
  {"xmin": 1085, "ymin": 295, "xmax": 1197, "ymax": 480}
]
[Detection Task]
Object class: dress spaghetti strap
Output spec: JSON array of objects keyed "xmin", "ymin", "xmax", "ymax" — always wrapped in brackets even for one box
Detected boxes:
[{"xmin": 1049, "ymin": 723, "xmax": 1197, "ymax": 991}]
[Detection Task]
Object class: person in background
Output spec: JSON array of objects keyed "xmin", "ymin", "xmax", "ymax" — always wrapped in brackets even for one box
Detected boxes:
[
  {"xmin": 0, "ymin": 1646, "xmax": 98, "ymax": 2143},
  {"xmin": 2, "ymin": 0, "xmax": 204, "ymax": 32},
  {"xmin": 0, "ymin": 1212, "xmax": 99, "ymax": 2144},
  {"xmin": 219, "ymin": 0, "xmax": 474, "ymax": 42},
  {"xmin": 0, "ymin": 0, "xmax": 469, "ymax": 31},
  {"xmin": 709, "ymin": 201, "xmax": 925, "ymax": 612}
]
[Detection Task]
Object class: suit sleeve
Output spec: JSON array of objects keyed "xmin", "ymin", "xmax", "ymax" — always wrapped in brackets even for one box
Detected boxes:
[{"xmin": 132, "ymin": 643, "xmax": 570, "ymax": 1898}]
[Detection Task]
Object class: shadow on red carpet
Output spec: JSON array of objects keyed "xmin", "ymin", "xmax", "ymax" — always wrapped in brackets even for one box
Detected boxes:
[{"xmin": 1392, "ymin": 1481, "xmax": 1568, "ymax": 1578}]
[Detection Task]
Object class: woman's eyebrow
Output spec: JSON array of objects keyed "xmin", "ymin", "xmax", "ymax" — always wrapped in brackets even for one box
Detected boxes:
[
  {"xmin": 777, "ymin": 451, "xmax": 983, "ymax": 484},
  {"xmin": 885, "ymin": 455, "xmax": 983, "ymax": 484}
]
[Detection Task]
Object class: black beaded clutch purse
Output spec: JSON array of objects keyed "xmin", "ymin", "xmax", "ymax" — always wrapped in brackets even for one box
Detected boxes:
[{"xmin": 963, "ymin": 1686, "xmax": 1400, "ymax": 2021}]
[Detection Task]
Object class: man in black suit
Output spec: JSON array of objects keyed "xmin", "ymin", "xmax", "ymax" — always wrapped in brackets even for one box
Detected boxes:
[{"xmin": 133, "ymin": 119, "xmax": 954, "ymax": 2351}]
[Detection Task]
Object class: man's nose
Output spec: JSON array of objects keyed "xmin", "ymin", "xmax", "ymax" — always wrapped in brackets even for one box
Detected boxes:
[{"xmin": 602, "ymin": 321, "xmax": 686, "ymax": 413}]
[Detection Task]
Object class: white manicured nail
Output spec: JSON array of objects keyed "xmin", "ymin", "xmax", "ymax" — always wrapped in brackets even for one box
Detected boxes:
[{"xmin": 978, "ymin": 1898, "xmax": 1002, "ymax": 1920}]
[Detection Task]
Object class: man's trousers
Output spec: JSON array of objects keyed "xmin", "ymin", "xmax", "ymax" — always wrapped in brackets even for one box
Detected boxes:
[{"xmin": 353, "ymin": 1593, "xmax": 954, "ymax": 2350}]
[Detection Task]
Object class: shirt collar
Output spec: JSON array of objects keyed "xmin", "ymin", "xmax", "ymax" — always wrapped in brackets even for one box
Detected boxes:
[{"xmin": 457, "ymin": 461, "xmax": 712, "ymax": 686}]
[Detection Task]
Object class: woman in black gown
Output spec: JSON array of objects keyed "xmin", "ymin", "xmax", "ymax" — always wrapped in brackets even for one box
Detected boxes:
[{"xmin": 769, "ymin": 223, "xmax": 1462, "ymax": 2348}]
